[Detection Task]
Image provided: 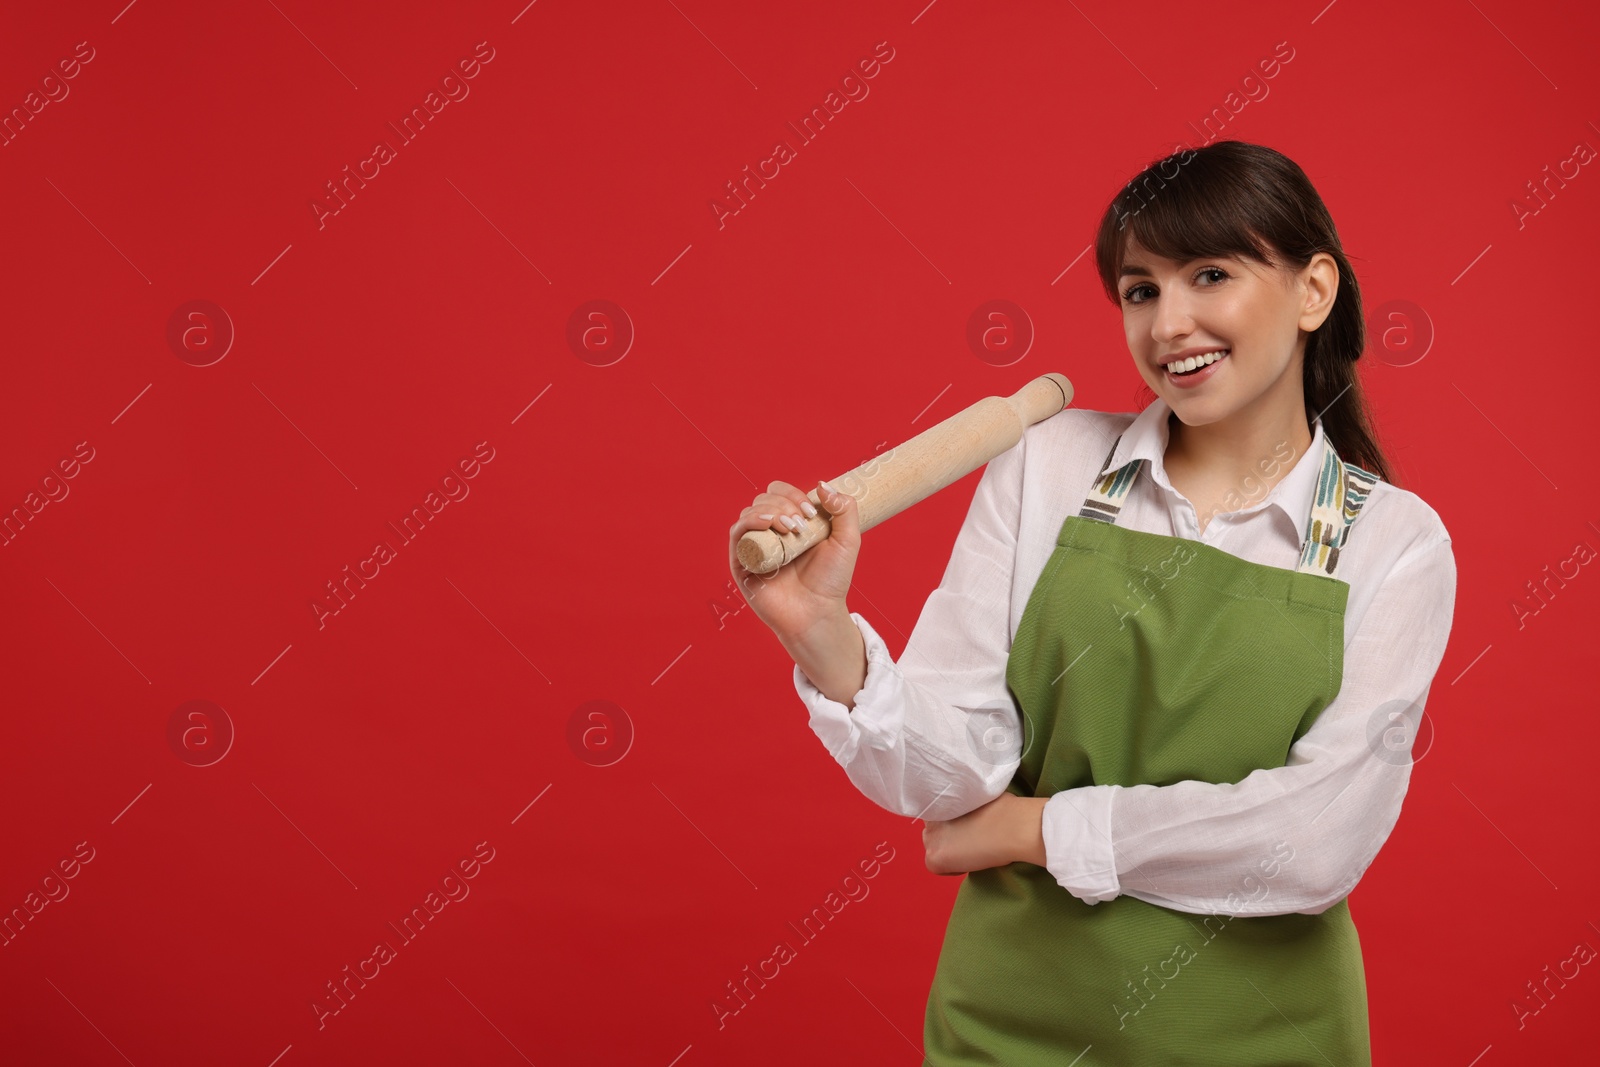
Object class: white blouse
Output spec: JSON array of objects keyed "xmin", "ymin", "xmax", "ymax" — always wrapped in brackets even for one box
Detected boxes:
[{"xmin": 793, "ymin": 396, "xmax": 1457, "ymax": 917}]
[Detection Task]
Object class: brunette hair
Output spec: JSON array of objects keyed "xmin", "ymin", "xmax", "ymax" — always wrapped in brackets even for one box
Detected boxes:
[{"xmin": 1093, "ymin": 139, "xmax": 1395, "ymax": 486}]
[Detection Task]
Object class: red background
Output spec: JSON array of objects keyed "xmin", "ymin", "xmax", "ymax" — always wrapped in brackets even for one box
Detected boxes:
[{"xmin": 1, "ymin": 1, "xmax": 1594, "ymax": 1064}]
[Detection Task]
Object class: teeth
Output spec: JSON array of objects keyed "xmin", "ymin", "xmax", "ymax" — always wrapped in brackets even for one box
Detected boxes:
[{"xmin": 1170, "ymin": 349, "xmax": 1228, "ymax": 374}]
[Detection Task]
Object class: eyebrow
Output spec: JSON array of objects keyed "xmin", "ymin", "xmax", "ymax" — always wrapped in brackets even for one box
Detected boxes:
[
  {"xmin": 1119, "ymin": 264, "xmax": 1156, "ymax": 278},
  {"xmin": 1119, "ymin": 256, "xmax": 1233, "ymax": 278}
]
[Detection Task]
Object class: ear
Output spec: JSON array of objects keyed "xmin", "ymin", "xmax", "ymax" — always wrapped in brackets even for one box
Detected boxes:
[{"xmin": 1297, "ymin": 253, "xmax": 1339, "ymax": 332}]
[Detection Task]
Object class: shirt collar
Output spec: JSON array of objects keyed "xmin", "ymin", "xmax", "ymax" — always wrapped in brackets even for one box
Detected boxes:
[{"xmin": 1107, "ymin": 394, "xmax": 1327, "ymax": 530}]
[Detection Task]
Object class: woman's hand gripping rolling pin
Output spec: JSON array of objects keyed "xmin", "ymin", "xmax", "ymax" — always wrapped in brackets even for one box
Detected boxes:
[{"xmin": 727, "ymin": 479, "xmax": 860, "ymax": 646}]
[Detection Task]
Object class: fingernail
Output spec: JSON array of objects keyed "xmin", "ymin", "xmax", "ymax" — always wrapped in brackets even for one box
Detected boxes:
[
  {"xmin": 819, "ymin": 479, "xmax": 837, "ymax": 497},
  {"xmin": 800, "ymin": 501, "xmax": 817, "ymax": 518},
  {"xmin": 758, "ymin": 514, "xmax": 774, "ymax": 520}
]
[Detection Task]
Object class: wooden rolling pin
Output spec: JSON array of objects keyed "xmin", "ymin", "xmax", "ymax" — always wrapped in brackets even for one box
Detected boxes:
[{"xmin": 736, "ymin": 372, "xmax": 1074, "ymax": 575}]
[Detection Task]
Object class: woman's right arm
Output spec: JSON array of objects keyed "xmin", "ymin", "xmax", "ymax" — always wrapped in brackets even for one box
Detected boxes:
[{"xmin": 786, "ymin": 431, "xmax": 1030, "ymax": 823}]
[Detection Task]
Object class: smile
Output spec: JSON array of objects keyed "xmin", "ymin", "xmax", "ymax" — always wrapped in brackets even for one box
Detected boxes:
[{"xmin": 1165, "ymin": 349, "xmax": 1228, "ymax": 386}]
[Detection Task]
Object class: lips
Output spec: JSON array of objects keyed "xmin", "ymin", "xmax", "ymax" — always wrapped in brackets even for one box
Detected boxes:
[
  {"xmin": 1163, "ymin": 348, "xmax": 1229, "ymax": 387},
  {"xmin": 1161, "ymin": 347, "xmax": 1229, "ymax": 373}
]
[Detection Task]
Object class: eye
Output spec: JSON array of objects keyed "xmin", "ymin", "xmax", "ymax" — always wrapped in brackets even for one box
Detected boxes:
[{"xmin": 1121, "ymin": 265, "xmax": 1230, "ymax": 305}]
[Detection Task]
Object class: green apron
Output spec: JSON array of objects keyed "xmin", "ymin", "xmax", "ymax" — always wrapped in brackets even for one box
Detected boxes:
[{"xmin": 924, "ymin": 424, "xmax": 1382, "ymax": 1066}]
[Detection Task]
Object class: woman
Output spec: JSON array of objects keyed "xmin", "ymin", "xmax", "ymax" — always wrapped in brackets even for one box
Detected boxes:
[{"xmin": 727, "ymin": 140, "xmax": 1457, "ymax": 1065}]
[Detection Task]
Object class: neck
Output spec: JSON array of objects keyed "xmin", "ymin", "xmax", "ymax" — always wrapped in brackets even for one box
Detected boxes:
[{"xmin": 1164, "ymin": 399, "xmax": 1314, "ymax": 491}]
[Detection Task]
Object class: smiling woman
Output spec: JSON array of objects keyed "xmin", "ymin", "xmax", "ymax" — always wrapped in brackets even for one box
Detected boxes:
[{"xmin": 760, "ymin": 139, "xmax": 1457, "ymax": 1067}]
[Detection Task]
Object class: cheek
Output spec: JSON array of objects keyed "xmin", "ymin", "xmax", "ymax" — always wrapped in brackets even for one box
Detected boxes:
[
  {"xmin": 1214, "ymin": 292, "xmax": 1255, "ymax": 325},
  {"xmin": 1215, "ymin": 296, "xmax": 1276, "ymax": 349},
  {"xmin": 1123, "ymin": 319, "xmax": 1146, "ymax": 350},
  {"xmin": 1245, "ymin": 285, "xmax": 1300, "ymax": 328},
  {"xmin": 1259, "ymin": 301, "xmax": 1306, "ymax": 350},
  {"xmin": 1126, "ymin": 336, "xmax": 1155, "ymax": 370}
]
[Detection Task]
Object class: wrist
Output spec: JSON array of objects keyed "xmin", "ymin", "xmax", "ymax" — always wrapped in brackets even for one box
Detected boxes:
[
  {"xmin": 1013, "ymin": 795, "xmax": 1049, "ymax": 867},
  {"xmin": 789, "ymin": 602, "xmax": 854, "ymax": 647},
  {"xmin": 782, "ymin": 607, "xmax": 866, "ymax": 709}
]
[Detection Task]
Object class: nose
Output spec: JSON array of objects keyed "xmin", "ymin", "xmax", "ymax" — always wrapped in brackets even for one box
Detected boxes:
[{"xmin": 1151, "ymin": 285, "xmax": 1194, "ymax": 345}]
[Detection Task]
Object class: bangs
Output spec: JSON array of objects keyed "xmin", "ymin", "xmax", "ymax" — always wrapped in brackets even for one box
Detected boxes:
[{"xmin": 1095, "ymin": 147, "xmax": 1284, "ymax": 303}]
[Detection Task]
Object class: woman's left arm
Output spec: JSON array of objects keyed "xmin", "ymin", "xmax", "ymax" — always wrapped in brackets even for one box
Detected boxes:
[{"xmin": 924, "ymin": 530, "xmax": 1458, "ymax": 916}]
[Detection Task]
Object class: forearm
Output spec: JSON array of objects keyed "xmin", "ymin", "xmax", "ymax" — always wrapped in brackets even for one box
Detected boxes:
[
  {"xmin": 920, "ymin": 792, "xmax": 1049, "ymax": 876},
  {"xmin": 781, "ymin": 607, "xmax": 868, "ymax": 709}
]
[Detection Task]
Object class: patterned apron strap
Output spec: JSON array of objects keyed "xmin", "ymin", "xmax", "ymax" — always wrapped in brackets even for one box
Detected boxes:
[
  {"xmin": 1077, "ymin": 427, "xmax": 1384, "ymax": 580},
  {"xmin": 1297, "ymin": 430, "xmax": 1382, "ymax": 579},
  {"xmin": 1078, "ymin": 434, "xmax": 1142, "ymax": 523}
]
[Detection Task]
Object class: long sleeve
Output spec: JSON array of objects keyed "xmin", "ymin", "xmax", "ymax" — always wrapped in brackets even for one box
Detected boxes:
[
  {"xmin": 794, "ymin": 432, "xmax": 1028, "ymax": 823},
  {"xmin": 1041, "ymin": 531, "xmax": 1458, "ymax": 915}
]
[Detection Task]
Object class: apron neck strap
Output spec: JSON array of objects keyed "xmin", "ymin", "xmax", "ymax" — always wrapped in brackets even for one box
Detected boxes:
[
  {"xmin": 1300, "ymin": 430, "xmax": 1381, "ymax": 578},
  {"xmin": 1076, "ymin": 426, "xmax": 1382, "ymax": 580}
]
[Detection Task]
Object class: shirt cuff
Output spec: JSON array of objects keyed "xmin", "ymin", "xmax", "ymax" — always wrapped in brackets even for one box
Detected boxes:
[
  {"xmin": 1041, "ymin": 786, "xmax": 1121, "ymax": 904},
  {"xmin": 793, "ymin": 612, "xmax": 903, "ymax": 766}
]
